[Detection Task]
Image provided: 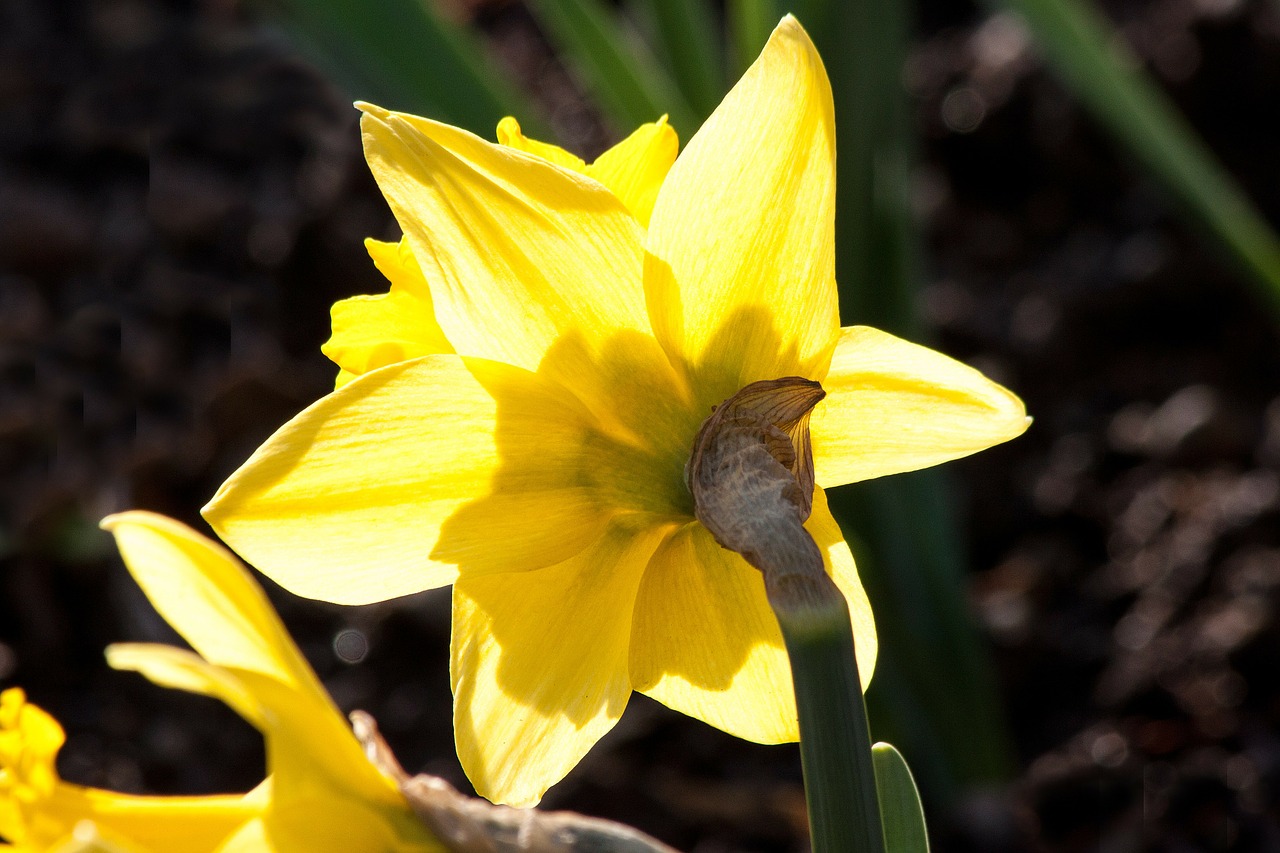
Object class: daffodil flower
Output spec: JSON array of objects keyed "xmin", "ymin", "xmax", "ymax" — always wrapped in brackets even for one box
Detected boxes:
[
  {"xmin": 203, "ymin": 17, "xmax": 1028, "ymax": 807},
  {"xmin": 1, "ymin": 513, "xmax": 440, "ymax": 852}
]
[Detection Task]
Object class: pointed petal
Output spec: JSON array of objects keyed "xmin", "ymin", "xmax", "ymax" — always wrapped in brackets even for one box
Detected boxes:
[
  {"xmin": 101, "ymin": 514, "xmax": 322, "ymax": 697},
  {"xmin": 203, "ymin": 356, "xmax": 611, "ymax": 604},
  {"xmin": 451, "ymin": 518, "xmax": 670, "ymax": 806},
  {"xmin": 585, "ymin": 117, "xmax": 678, "ymax": 227},
  {"xmin": 644, "ymin": 17, "xmax": 839, "ymax": 397},
  {"xmin": 495, "ymin": 116, "xmax": 585, "ymax": 171},
  {"xmin": 365, "ymin": 236, "xmax": 434, "ymax": 301},
  {"xmin": 223, "ymin": 670, "xmax": 405, "ymax": 816},
  {"xmin": 496, "ymin": 116, "xmax": 678, "ymax": 228},
  {"xmin": 811, "ymin": 326, "xmax": 1030, "ymax": 487},
  {"xmin": 105, "ymin": 644, "xmax": 267, "ymax": 730},
  {"xmin": 108, "ymin": 646, "xmax": 402, "ymax": 823},
  {"xmin": 359, "ymin": 104, "xmax": 649, "ymax": 372},
  {"xmin": 629, "ymin": 489, "xmax": 873, "ymax": 742},
  {"xmin": 322, "ymin": 238, "xmax": 452, "ymax": 389}
]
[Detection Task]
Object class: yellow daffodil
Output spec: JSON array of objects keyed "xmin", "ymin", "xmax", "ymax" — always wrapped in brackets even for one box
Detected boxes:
[
  {"xmin": 1, "ymin": 513, "xmax": 440, "ymax": 852},
  {"xmin": 203, "ymin": 16, "xmax": 1028, "ymax": 807}
]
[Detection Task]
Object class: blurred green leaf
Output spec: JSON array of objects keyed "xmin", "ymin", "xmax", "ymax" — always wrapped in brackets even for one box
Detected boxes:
[
  {"xmin": 994, "ymin": 0, "xmax": 1280, "ymax": 316},
  {"xmin": 873, "ymin": 743, "xmax": 931, "ymax": 853},
  {"xmin": 726, "ymin": 0, "xmax": 781, "ymax": 77},
  {"xmin": 259, "ymin": 0, "xmax": 540, "ymax": 136},
  {"xmin": 525, "ymin": 0, "xmax": 699, "ymax": 139},
  {"xmin": 643, "ymin": 0, "xmax": 725, "ymax": 119}
]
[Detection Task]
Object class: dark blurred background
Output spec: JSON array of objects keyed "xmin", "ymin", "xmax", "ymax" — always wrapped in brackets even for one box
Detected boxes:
[{"xmin": 2, "ymin": 0, "xmax": 1280, "ymax": 850}]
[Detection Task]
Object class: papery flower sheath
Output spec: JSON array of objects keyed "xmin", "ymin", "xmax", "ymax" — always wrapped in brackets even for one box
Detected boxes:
[
  {"xmin": 1, "ymin": 513, "xmax": 440, "ymax": 852},
  {"xmin": 203, "ymin": 16, "xmax": 1029, "ymax": 806}
]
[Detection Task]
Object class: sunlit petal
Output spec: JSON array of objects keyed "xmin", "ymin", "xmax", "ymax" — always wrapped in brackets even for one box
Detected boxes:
[
  {"xmin": 101, "ymin": 514, "xmax": 320, "ymax": 696},
  {"xmin": 324, "ymin": 237, "xmax": 452, "ymax": 389},
  {"xmin": 451, "ymin": 518, "xmax": 670, "ymax": 806},
  {"xmin": 645, "ymin": 16, "xmax": 838, "ymax": 400},
  {"xmin": 495, "ymin": 116, "xmax": 678, "ymax": 228},
  {"xmin": 629, "ymin": 489, "xmax": 873, "ymax": 743},
  {"xmin": 811, "ymin": 326, "xmax": 1030, "ymax": 487},
  {"xmin": 105, "ymin": 645, "xmax": 266, "ymax": 731},
  {"xmin": 359, "ymin": 104, "xmax": 649, "ymax": 372},
  {"xmin": 105, "ymin": 648, "xmax": 406, "ymax": 837},
  {"xmin": 628, "ymin": 522, "xmax": 797, "ymax": 743},
  {"xmin": 494, "ymin": 117, "xmax": 585, "ymax": 171},
  {"xmin": 47, "ymin": 787, "xmax": 258, "ymax": 853},
  {"xmin": 204, "ymin": 355, "xmax": 612, "ymax": 604},
  {"xmin": 585, "ymin": 117, "xmax": 678, "ymax": 227},
  {"xmin": 0, "ymin": 688, "xmax": 259, "ymax": 853}
]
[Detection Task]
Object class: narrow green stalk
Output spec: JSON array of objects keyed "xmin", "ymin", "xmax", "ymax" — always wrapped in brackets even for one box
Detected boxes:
[{"xmin": 771, "ymin": 575, "xmax": 885, "ymax": 853}]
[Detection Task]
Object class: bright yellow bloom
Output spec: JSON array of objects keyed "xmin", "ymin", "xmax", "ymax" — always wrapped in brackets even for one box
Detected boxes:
[
  {"xmin": 203, "ymin": 17, "xmax": 1028, "ymax": 807},
  {"xmin": 1, "ymin": 513, "xmax": 440, "ymax": 852}
]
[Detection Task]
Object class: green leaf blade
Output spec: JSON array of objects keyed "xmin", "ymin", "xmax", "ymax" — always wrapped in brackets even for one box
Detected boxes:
[
  {"xmin": 525, "ymin": 0, "xmax": 699, "ymax": 139},
  {"xmin": 873, "ymin": 743, "xmax": 931, "ymax": 853},
  {"xmin": 995, "ymin": 0, "xmax": 1280, "ymax": 316}
]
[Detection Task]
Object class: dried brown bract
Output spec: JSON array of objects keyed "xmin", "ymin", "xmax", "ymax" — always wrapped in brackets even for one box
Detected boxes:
[{"xmin": 687, "ymin": 378, "xmax": 826, "ymax": 586}]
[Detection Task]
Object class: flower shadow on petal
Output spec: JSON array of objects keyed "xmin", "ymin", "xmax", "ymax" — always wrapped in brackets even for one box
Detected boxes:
[
  {"xmin": 441, "ymin": 304, "xmax": 815, "ymax": 732},
  {"xmin": 430, "ymin": 327, "xmax": 704, "ymax": 582}
]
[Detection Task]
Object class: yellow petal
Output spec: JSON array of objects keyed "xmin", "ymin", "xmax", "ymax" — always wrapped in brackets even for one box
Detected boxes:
[
  {"xmin": 359, "ymin": 104, "xmax": 649, "ymax": 373},
  {"xmin": 644, "ymin": 16, "xmax": 839, "ymax": 399},
  {"xmin": 219, "ymin": 671, "xmax": 402, "ymax": 816},
  {"xmin": 2, "ymin": 688, "xmax": 64, "ymax": 807},
  {"xmin": 629, "ymin": 489, "xmax": 872, "ymax": 742},
  {"xmin": 325, "ymin": 292, "xmax": 444, "ymax": 388},
  {"xmin": 364, "ymin": 237, "xmax": 433, "ymax": 302},
  {"xmin": 584, "ymin": 117, "xmax": 678, "ymax": 227},
  {"xmin": 451, "ymin": 518, "xmax": 671, "ymax": 806},
  {"xmin": 100, "ymin": 514, "xmax": 322, "ymax": 699},
  {"xmin": 628, "ymin": 521, "xmax": 795, "ymax": 743},
  {"xmin": 495, "ymin": 117, "xmax": 585, "ymax": 171},
  {"xmin": 323, "ymin": 238, "xmax": 453, "ymax": 389},
  {"xmin": 45, "ymin": 787, "xmax": 258, "ymax": 853},
  {"xmin": 496, "ymin": 116, "xmax": 678, "ymax": 228},
  {"xmin": 104, "ymin": 651, "xmax": 428, "ymax": 851},
  {"xmin": 105, "ymin": 645, "xmax": 266, "ymax": 731},
  {"xmin": 256, "ymin": 795, "xmax": 440, "ymax": 853},
  {"xmin": 203, "ymin": 356, "xmax": 611, "ymax": 604},
  {"xmin": 810, "ymin": 326, "xmax": 1030, "ymax": 487},
  {"xmin": 107, "ymin": 646, "xmax": 401, "ymax": 822}
]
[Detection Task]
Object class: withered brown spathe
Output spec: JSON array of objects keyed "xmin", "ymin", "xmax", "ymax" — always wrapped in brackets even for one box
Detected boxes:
[{"xmin": 687, "ymin": 378, "xmax": 827, "ymax": 584}]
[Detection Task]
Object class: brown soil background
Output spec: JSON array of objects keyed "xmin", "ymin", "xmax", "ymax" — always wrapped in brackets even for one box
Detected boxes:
[{"xmin": 2, "ymin": 0, "xmax": 1279, "ymax": 850}]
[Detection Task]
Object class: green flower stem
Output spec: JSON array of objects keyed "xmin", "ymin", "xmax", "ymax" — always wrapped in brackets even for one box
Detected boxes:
[
  {"xmin": 769, "ymin": 573, "xmax": 885, "ymax": 853},
  {"xmin": 685, "ymin": 378, "xmax": 885, "ymax": 852}
]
